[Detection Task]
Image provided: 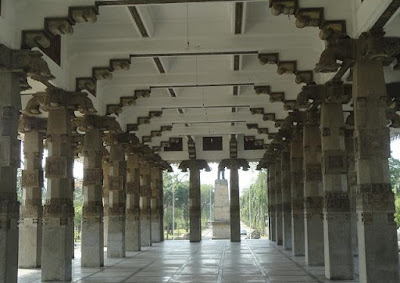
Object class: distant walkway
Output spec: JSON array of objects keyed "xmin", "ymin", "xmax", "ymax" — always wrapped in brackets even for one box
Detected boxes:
[{"xmin": 18, "ymin": 240, "xmax": 359, "ymax": 282}]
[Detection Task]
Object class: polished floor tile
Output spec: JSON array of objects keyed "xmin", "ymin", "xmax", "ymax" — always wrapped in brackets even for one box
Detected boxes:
[{"xmin": 18, "ymin": 240, "xmax": 360, "ymax": 282}]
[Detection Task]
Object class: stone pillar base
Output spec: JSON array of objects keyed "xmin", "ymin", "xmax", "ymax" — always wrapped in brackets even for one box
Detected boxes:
[
  {"xmin": 107, "ymin": 216, "xmax": 125, "ymax": 258},
  {"xmin": 41, "ymin": 218, "xmax": 73, "ymax": 282},
  {"xmin": 323, "ymin": 212, "xmax": 353, "ymax": 279},
  {"xmin": 230, "ymin": 210, "xmax": 240, "ymax": 242},
  {"xmin": 270, "ymin": 211, "xmax": 276, "ymax": 242},
  {"xmin": 0, "ymin": 214, "xmax": 19, "ymax": 283},
  {"xmin": 190, "ymin": 213, "xmax": 201, "ymax": 242},
  {"xmin": 81, "ymin": 218, "xmax": 104, "ymax": 267},
  {"xmin": 141, "ymin": 214, "xmax": 152, "ymax": 246},
  {"xmin": 18, "ymin": 217, "xmax": 42, "ymax": 268},
  {"xmin": 282, "ymin": 210, "xmax": 292, "ymax": 250},
  {"xmin": 275, "ymin": 210, "xmax": 282, "ymax": 245},
  {"xmin": 126, "ymin": 215, "xmax": 141, "ymax": 251},
  {"xmin": 305, "ymin": 213, "xmax": 324, "ymax": 266},
  {"xmin": 151, "ymin": 217, "xmax": 161, "ymax": 243},
  {"xmin": 291, "ymin": 212, "xmax": 305, "ymax": 256}
]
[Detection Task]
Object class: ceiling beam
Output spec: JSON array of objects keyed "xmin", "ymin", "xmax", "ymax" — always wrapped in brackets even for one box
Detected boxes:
[{"xmin": 96, "ymin": 0, "xmax": 265, "ymax": 6}]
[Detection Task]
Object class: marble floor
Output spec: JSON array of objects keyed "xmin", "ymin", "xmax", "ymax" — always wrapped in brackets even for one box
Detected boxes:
[{"xmin": 18, "ymin": 240, "xmax": 359, "ymax": 283}]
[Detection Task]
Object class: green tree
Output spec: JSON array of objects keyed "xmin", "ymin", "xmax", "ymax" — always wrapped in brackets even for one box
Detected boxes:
[
  {"xmin": 240, "ymin": 170, "xmax": 268, "ymax": 235},
  {"xmin": 389, "ymin": 157, "xmax": 400, "ymax": 227},
  {"xmin": 163, "ymin": 171, "xmax": 190, "ymax": 236},
  {"xmin": 200, "ymin": 184, "xmax": 214, "ymax": 229}
]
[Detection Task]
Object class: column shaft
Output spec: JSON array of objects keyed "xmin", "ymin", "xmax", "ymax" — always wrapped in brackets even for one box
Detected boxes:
[
  {"xmin": 321, "ymin": 95, "xmax": 353, "ymax": 279},
  {"xmin": 290, "ymin": 127, "xmax": 305, "ymax": 256},
  {"xmin": 274, "ymin": 158, "xmax": 283, "ymax": 245},
  {"xmin": 81, "ymin": 129, "xmax": 104, "ymax": 267},
  {"xmin": 281, "ymin": 148, "xmax": 292, "ymax": 250},
  {"xmin": 140, "ymin": 160, "xmax": 152, "ymax": 246},
  {"xmin": 303, "ymin": 111, "xmax": 324, "ymax": 266},
  {"xmin": 0, "ymin": 72, "xmax": 20, "ymax": 283},
  {"xmin": 42, "ymin": 108, "xmax": 74, "ymax": 281},
  {"xmin": 269, "ymin": 164, "xmax": 276, "ymax": 242},
  {"xmin": 189, "ymin": 165, "xmax": 201, "ymax": 242},
  {"xmin": 103, "ymin": 157, "xmax": 110, "ymax": 247},
  {"xmin": 107, "ymin": 144, "xmax": 126, "ymax": 258},
  {"xmin": 126, "ymin": 152, "xmax": 141, "ymax": 251},
  {"xmin": 158, "ymin": 169, "xmax": 164, "ymax": 242},
  {"xmin": 353, "ymin": 59, "xmax": 399, "ymax": 282},
  {"xmin": 151, "ymin": 167, "xmax": 161, "ymax": 243},
  {"xmin": 19, "ymin": 129, "xmax": 43, "ymax": 268},
  {"xmin": 345, "ymin": 128, "xmax": 358, "ymax": 257},
  {"xmin": 230, "ymin": 163, "xmax": 240, "ymax": 242}
]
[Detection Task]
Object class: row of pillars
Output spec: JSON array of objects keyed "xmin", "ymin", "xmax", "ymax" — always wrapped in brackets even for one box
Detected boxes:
[
  {"xmin": 0, "ymin": 72, "xmax": 167, "ymax": 282},
  {"xmin": 181, "ymin": 156, "xmax": 248, "ymax": 243},
  {"xmin": 267, "ymin": 59, "xmax": 399, "ymax": 282}
]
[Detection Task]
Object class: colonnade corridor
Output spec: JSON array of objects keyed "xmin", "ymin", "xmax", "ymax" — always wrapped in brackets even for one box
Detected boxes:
[
  {"xmin": 3, "ymin": 0, "xmax": 400, "ymax": 282},
  {"xmin": 17, "ymin": 239, "xmax": 363, "ymax": 283}
]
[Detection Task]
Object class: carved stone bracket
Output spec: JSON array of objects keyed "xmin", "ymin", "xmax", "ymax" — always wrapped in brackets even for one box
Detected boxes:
[
  {"xmin": 0, "ymin": 44, "xmax": 54, "ymax": 85},
  {"xmin": 219, "ymin": 158, "xmax": 250, "ymax": 172},
  {"xmin": 179, "ymin": 159, "xmax": 211, "ymax": 172},
  {"xmin": 24, "ymin": 87, "xmax": 96, "ymax": 115},
  {"xmin": 72, "ymin": 115, "xmax": 122, "ymax": 134}
]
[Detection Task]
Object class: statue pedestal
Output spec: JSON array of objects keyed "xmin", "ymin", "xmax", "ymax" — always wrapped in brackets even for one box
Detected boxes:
[{"xmin": 212, "ymin": 179, "xmax": 230, "ymax": 239}]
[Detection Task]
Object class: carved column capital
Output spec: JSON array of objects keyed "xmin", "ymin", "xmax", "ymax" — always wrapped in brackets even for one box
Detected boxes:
[
  {"xmin": 0, "ymin": 44, "xmax": 53, "ymax": 83},
  {"xmin": 18, "ymin": 115, "xmax": 47, "ymax": 134},
  {"xmin": 219, "ymin": 158, "xmax": 249, "ymax": 171},
  {"xmin": 72, "ymin": 115, "xmax": 122, "ymax": 134},
  {"xmin": 24, "ymin": 87, "xmax": 97, "ymax": 115},
  {"xmin": 179, "ymin": 159, "xmax": 210, "ymax": 172}
]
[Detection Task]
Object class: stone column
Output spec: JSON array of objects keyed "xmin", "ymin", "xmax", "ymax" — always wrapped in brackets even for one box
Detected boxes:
[
  {"xmin": 353, "ymin": 35, "xmax": 399, "ymax": 282},
  {"xmin": 81, "ymin": 126, "xmax": 104, "ymax": 267},
  {"xmin": 281, "ymin": 146, "xmax": 292, "ymax": 250},
  {"xmin": 0, "ymin": 71, "xmax": 21, "ymax": 283},
  {"xmin": 103, "ymin": 152, "xmax": 110, "ymax": 247},
  {"xmin": 42, "ymin": 107, "xmax": 74, "ymax": 281},
  {"xmin": 18, "ymin": 117, "xmax": 45, "ymax": 268},
  {"xmin": 274, "ymin": 157, "xmax": 283, "ymax": 245},
  {"xmin": 125, "ymin": 151, "xmax": 141, "ymax": 251},
  {"xmin": 290, "ymin": 125, "xmax": 305, "ymax": 256},
  {"xmin": 320, "ymin": 83, "xmax": 353, "ymax": 279},
  {"xmin": 158, "ymin": 169, "xmax": 164, "ymax": 242},
  {"xmin": 151, "ymin": 166, "xmax": 162, "ymax": 243},
  {"xmin": 345, "ymin": 126, "xmax": 358, "ymax": 257},
  {"xmin": 140, "ymin": 158, "xmax": 152, "ymax": 246},
  {"xmin": 189, "ymin": 163, "xmax": 202, "ymax": 242},
  {"xmin": 303, "ymin": 110, "xmax": 324, "ymax": 266},
  {"xmin": 268, "ymin": 164, "xmax": 276, "ymax": 242},
  {"xmin": 230, "ymin": 161, "xmax": 240, "ymax": 242},
  {"xmin": 107, "ymin": 143, "xmax": 126, "ymax": 258}
]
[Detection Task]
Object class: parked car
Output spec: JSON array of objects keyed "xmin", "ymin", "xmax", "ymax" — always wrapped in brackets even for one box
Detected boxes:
[
  {"xmin": 251, "ymin": 230, "xmax": 261, "ymax": 239},
  {"xmin": 240, "ymin": 229, "xmax": 247, "ymax": 235}
]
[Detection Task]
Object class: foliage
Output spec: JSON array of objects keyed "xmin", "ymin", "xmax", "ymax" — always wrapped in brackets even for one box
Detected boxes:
[
  {"xmin": 200, "ymin": 184, "xmax": 214, "ymax": 228},
  {"xmin": 74, "ymin": 178, "xmax": 83, "ymax": 240},
  {"xmin": 240, "ymin": 171, "xmax": 268, "ymax": 235},
  {"xmin": 389, "ymin": 157, "xmax": 400, "ymax": 227},
  {"xmin": 163, "ymin": 171, "xmax": 214, "ymax": 238}
]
